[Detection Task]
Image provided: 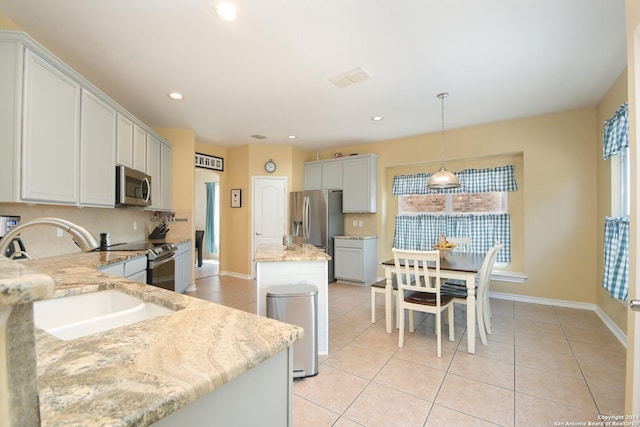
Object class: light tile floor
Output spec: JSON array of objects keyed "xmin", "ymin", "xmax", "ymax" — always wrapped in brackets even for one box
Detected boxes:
[{"xmin": 188, "ymin": 272, "xmax": 626, "ymax": 427}]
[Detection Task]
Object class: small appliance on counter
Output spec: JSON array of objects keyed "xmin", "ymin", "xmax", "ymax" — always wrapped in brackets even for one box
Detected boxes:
[{"xmin": 0, "ymin": 215, "xmax": 29, "ymax": 259}]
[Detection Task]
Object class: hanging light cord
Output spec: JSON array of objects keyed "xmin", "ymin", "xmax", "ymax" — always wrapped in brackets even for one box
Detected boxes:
[{"xmin": 438, "ymin": 92, "xmax": 449, "ymax": 167}]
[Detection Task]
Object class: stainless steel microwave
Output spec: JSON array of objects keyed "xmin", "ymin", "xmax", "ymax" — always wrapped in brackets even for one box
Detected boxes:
[{"xmin": 115, "ymin": 165, "xmax": 151, "ymax": 207}]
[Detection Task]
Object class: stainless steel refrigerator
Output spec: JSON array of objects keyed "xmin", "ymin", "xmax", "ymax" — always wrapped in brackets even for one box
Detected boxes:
[{"xmin": 290, "ymin": 190, "xmax": 344, "ymax": 281}]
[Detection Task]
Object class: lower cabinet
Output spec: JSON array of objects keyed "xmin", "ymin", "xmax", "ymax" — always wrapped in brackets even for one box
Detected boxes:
[
  {"xmin": 98, "ymin": 255, "xmax": 147, "ymax": 284},
  {"xmin": 334, "ymin": 237, "xmax": 378, "ymax": 285},
  {"xmin": 174, "ymin": 241, "xmax": 193, "ymax": 293}
]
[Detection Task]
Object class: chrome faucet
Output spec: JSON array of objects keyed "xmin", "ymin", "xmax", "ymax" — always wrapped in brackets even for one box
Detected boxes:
[{"xmin": 0, "ymin": 217, "xmax": 99, "ymax": 258}]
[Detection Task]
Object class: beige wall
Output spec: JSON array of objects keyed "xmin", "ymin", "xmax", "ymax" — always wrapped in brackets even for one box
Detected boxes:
[
  {"xmin": 324, "ymin": 108, "xmax": 600, "ymax": 305},
  {"xmin": 596, "ymin": 70, "xmax": 629, "ymax": 333}
]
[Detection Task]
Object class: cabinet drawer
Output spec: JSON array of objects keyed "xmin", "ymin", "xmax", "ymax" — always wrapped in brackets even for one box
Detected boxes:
[
  {"xmin": 334, "ymin": 238, "xmax": 364, "ymax": 249},
  {"xmin": 99, "ymin": 262, "xmax": 124, "ymax": 277},
  {"xmin": 124, "ymin": 255, "xmax": 147, "ymax": 277}
]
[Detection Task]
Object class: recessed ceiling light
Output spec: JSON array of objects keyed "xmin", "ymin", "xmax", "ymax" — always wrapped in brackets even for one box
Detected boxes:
[
  {"xmin": 215, "ymin": 2, "xmax": 237, "ymax": 21},
  {"xmin": 288, "ymin": 135, "xmax": 297, "ymax": 140},
  {"xmin": 371, "ymin": 115, "xmax": 384, "ymax": 121},
  {"xmin": 168, "ymin": 92, "xmax": 184, "ymax": 100}
]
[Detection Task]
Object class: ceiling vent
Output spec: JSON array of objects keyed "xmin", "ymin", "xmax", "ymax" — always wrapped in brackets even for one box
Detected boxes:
[
  {"xmin": 250, "ymin": 134, "xmax": 267, "ymax": 140},
  {"xmin": 329, "ymin": 67, "xmax": 371, "ymax": 88}
]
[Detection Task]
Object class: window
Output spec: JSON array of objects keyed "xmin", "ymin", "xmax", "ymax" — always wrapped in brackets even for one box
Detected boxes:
[
  {"xmin": 392, "ymin": 166, "xmax": 517, "ymax": 263},
  {"xmin": 399, "ymin": 192, "xmax": 506, "ymax": 215}
]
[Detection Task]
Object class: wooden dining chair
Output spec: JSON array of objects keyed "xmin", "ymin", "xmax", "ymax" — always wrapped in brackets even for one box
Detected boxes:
[
  {"xmin": 370, "ymin": 276, "xmax": 398, "ymax": 324},
  {"xmin": 440, "ymin": 242, "xmax": 502, "ymax": 345},
  {"xmin": 393, "ymin": 248, "xmax": 454, "ymax": 357}
]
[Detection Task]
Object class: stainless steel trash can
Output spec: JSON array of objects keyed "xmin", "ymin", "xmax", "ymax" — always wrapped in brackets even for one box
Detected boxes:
[{"xmin": 266, "ymin": 284, "xmax": 318, "ymax": 378}]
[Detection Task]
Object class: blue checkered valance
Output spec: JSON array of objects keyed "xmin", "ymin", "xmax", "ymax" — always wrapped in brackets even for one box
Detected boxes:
[
  {"xmin": 602, "ymin": 216, "xmax": 629, "ymax": 301},
  {"xmin": 392, "ymin": 165, "xmax": 518, "ymax": 195},
  {"xmin": 603, "ymin": 102, "xmax": 629, "ymax": 160},
  {"xmin": 393, "ymin": 213, "xmax": 511, "ymax": 263}
]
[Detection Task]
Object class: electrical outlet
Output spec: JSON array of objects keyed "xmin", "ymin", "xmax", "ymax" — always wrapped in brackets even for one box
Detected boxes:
[
  {"xmin": 352, "ymin": 220, "xmax": 357, "ymax": 227},
  {"xmin": 56, "ymin": 228, "xmax": 63, "ymax": 237},
  {"xmin": 358, "ymin": 220, "xmax": 364, "ymax": 227},
  {"xmin": 133, "ymin": 221, "xmax": 138, "ymax": 231}
]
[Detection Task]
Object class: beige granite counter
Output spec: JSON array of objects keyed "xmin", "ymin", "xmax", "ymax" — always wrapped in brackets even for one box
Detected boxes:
[
  {"xmin": 253, "ymin": 243, "xmax": 331, "ymax": 262},
  {"xmin": 2, "ymin": 251, "xmax": 303, "ymax": 427}
]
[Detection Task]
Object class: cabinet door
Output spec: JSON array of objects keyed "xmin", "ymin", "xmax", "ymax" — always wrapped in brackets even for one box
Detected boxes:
[
  {"xmin": 0, "ymin": 41, "xmax": 22, "ymax": 203},
  {"xmin": 322, "ymin": 160, "xmax": 342, "ymax": 190},
  {"xmin": 80, "ymin": 90, "xmax": 116, "ymax": 206},
  {"xmin": 146, "ymin": 134, "xmax": 161, "ymax": 209},
  {"xmin": 22, "ymin": 49, "xmax": 80, "ymax": 203},
  {"xmin": 342, "ymin": 155, "xmax": 377, "ymax": 213},
  {"xmin": 174, "ymin": 252, "xmax": 184, "ymax": 293},
  {"xmin": 160, "ymin": 142, "xmax": 172, "ymax": 211},
  {"xmin": 334, "ymin": 246, "xmax": 364, "ymax": 282},
  {"xmin": 116, "ymin": 113, "xmax": 133, "ymax": 167},
  {"xmin": 132, "ymin": 124, "xmax": 146, "ymax": 172},
  {"xmin": 304, "ymin": 163, "xmax": 322, "ymax": 190}
]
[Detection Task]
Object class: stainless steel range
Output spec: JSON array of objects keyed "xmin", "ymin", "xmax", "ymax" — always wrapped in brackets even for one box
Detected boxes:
[{"xmin": 101, "ymin": 242, "xmax": 177, "ymax": 291}]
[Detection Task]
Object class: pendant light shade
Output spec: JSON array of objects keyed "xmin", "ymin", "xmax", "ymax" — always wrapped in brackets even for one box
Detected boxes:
[{"xmin": 427, "ymin": 92, "xmax": 460, "ymax": 190}]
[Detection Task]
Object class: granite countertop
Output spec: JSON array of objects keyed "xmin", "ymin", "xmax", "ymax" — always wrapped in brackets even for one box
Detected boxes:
[
  {"xmin": 2, "ymin": 250, "xmax": 303, "ymax": 427},
  {"xmin": 253, "ymin": 243, "xmax": 331, "ymax": 262},
  {"xmin": 333, "ymin": 235, "xmax": 378, "ymax": 240}
]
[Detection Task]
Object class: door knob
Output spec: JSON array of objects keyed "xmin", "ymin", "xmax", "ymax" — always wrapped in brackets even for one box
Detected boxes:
[
  {"xmin": 256, "ymin": 232, "xmax": 262, "ymax": 236},
  {"xmin": 631, "ymin": 300, "xmax": 640, "ymax": 312}
]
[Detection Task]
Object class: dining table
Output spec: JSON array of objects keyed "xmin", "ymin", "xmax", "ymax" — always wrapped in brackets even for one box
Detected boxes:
[{"xmin": 381, "ymin": 251, "xmax": 486, "ymax": 354}]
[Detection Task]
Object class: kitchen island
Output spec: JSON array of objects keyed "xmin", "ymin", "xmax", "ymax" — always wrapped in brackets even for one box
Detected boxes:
[
  {"xmin": 254, "ymin": 243, "xmax": 330, "ymax": 355},
  {"xmin": 0, "ymin": 251, "xmax": 302, "ymax": 427}
]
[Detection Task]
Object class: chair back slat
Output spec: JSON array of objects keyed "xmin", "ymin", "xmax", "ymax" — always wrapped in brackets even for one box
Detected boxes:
[
  {"xmin": 392, "ymin": 249, "xmax": 440, "ymax": 295},
  {"xmin": 448, "ymin": 237, "xmax": 471, "ymax": 253}
]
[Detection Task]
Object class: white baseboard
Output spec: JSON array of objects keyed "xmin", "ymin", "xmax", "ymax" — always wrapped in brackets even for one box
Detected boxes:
[
  {"xmin": 489, "ymin": 291, "xmax": 627, "ymax": 348},
  {"xmin": 219, "ymin": 271, "xmax": 253, "ymax": 280}
]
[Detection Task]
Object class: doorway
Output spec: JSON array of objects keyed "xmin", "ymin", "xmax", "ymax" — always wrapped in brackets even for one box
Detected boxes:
[{"xmin": 195, "ymin": 168, "xmax": 220, "ymax": 279}]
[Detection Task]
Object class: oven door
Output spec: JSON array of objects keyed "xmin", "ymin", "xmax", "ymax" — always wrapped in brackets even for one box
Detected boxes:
[{"xmin": 147, "ymin": 252, "xmax": 176, "ymax": 291}]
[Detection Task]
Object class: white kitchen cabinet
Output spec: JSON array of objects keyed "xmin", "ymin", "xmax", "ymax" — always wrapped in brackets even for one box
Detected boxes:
[
  {"xmin": 303, "ymin": 159, "xmax": 342, "ymax": 190},
  {"xmin": 174, "ymin": 241, "xmax": 193, "ymax": 293},
  {"xmin": 116, "ymin": 113, "xmax": 133, "ymax": 168},
  {"xmin": 342, "ymin": 154, "xmax": 377, "ymax": 213},
  {"xmin": 334, "ymin": 237, "xmax": 378, "ymax": 285},
  {"xmin": 160, "ymin": 141, "xmax": 172, "ymax": 211},
  {"xmin": 146, "ymin": 134, "xmax": 161, "ymax": 209},
  {"xmin": 0, "ymin": 41, "xmax": 22, "ymax": 203},
  {"xmin": 146, "ymin": 135, "xmax": 172, "ymax": 211},
  {"xmin": 80, "ymin": 90, "xmax": 116, "ymax": 207},
  {"xmin": 98, "ymin": 255, "xmax": 148, "ymax": 284},
  {"xmin": 132, "ymin": 124, "xmax": 147, "ymax": 172},
  {"xmin": 21, "ymin": 48, "xmax": 80, "ymax": 204},
  {"xmin": 0, "ymin": 31, "xmax": 169, "ymax": 209}
]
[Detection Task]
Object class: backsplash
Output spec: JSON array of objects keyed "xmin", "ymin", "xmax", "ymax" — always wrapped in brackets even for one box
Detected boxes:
[
  {"xmin": 0, "ymin": 203, "xmax": 154, "ymax": 259},
  {"xmin": 344, "ymin": 213, "xmax": 377, "ymax": 236}
]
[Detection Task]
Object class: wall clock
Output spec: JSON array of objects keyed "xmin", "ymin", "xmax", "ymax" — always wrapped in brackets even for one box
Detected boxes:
[{"xmin": 265, "ymin": 159, "xmax": 276, "ymax": 173}]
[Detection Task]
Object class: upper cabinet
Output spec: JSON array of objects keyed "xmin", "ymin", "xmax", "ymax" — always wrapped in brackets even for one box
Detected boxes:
[
  {"xmin": 116, "ymin": 113, "xmax": 148, "ymax": 173},
  {"xmin": 147, "ymin": 135, "xmax": 172, "ymax": 211},
  {"xmin": 342, "ymin": 154, "xmax": 377, "ymax": 213},
  {"xmin": 21, "ymin": 49, "xmax": 80, "ymax": 204},
  {"xmin": 0, "ymin": 31, "xmax": 172, "ymax": 210},
  {"xmin": 303, "ymin": 154, "xmax": 377, "ymax": 213},
  {"xmin": 303, "ymin": 158, "xmax": 343, "ymax": 190},
  {"xmin": 79, "ymin": 90, "xmax": 116, "ymax": 207}
]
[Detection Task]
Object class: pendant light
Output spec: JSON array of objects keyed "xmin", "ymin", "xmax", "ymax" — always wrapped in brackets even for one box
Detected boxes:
[{"xmin": 427, "ymin": 92, "xmax": 460, "ymax": 189}]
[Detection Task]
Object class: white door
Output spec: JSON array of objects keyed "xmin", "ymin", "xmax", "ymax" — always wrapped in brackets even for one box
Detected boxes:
[{"xmin": 252, "ymin": 177, "xmax": 287, "ymax": 277}]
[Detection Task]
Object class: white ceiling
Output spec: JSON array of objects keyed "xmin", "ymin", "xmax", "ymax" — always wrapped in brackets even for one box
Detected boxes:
[{"xmin": 0, "ymin": 0, "xmax": 627, "ymax": 151}]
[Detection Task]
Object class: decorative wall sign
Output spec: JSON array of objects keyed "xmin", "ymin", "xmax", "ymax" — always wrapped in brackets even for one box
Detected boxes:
[
  {"xmin": 195, "ymin": 152, "xmax": 224, "ymax": 171},
  {"xmin": 231, "ymin": 189, "xmax": 242, "ymax": 208}
]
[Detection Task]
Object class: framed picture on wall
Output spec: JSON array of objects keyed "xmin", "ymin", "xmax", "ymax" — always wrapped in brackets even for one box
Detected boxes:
[
  {"xmin": 195, "ymin": 152, "xmax": 224, "ymax": 171},
  {"xmin": 231, "ymin": 189, "xmax": 241, "ymax": 208}
]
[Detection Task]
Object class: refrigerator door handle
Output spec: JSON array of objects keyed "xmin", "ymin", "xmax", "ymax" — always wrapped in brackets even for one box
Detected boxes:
[{"xmin": 303, "ymin": 196, "xmax": 310, "ymax": 241}]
